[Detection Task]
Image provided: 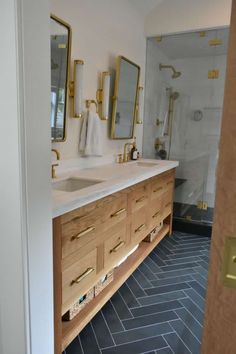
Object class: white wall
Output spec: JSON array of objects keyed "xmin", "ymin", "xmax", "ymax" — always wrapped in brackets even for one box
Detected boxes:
[
  {"xmin": 51, "ymin": 0, "xmax": 146, "ymax": 167},
  {"xmin": 145, "ymin": 0, "xmax": 232, "ymax": 37},
  {"xmin": 0, "ymin": 1, "xmax": 53, "ymax": 354}
]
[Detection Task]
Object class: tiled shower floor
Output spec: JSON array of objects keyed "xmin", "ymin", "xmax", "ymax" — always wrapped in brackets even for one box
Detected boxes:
[{"xmin": 64, "ymin": 231, "xmax": 211, "ymax": 354}]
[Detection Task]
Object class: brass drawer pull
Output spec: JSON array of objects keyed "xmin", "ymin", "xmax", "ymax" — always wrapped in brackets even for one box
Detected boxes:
[
  {"xmin": 111, "ymin": 208, "xmax": 126, "ymax": 218},
  {"xmin": 165, "ymin": 202, "xmax": 171, "ymax": 208},
  {"xmin": 110, "ymin": 241, "xmax": 125, "ymax": 253},
  {"xmin": 153, "ymin": 186, "xmax": 163, "ymax": 193},
  {"xmin": 152, "ymin": 211, "xmax": 160, "ymax": 219},
  {"xmin": 135, "ymin": 224, "xmax": 146, "ymax": 233},
  {"xmin": 71, "ymin": 226, "xmax": 95, "ymax": 241},
  {"xmin": 71, "ymin": 214, "xmax": 87, "ymax": 223},
  {"xmin": 136, "ymin": 196, "xmax": 146, "ymax": 203},
  {"xmin": 71, "ymin": 267, "xmax": 95, "ymax": 286}
]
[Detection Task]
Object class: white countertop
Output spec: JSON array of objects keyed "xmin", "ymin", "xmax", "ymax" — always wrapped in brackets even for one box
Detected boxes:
[{"xmin": 52, "ymin": 159, "xmax": 179, "ymax": 218}]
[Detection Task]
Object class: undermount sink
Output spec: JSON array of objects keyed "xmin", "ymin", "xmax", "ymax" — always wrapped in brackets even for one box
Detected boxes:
[
  {"xmin": 52, "ymin": 177, "xmax": 103, "ymax": 192},
  {"xmin": 134, "ymin": 161, "xmax": 159, "ymax": 168}
]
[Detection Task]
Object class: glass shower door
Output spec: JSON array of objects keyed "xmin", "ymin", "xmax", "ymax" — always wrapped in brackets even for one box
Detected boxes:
[
  {"xmin": 171, "ymin": 104, "xmax": 222, "ymax": 225},
  {"xmin": 200, "ymin": 107, "xmax": 222, "ymax": 224},
  {"xmin": 143, "ymin": 27, "xmax": 229, "ymax": 227}
]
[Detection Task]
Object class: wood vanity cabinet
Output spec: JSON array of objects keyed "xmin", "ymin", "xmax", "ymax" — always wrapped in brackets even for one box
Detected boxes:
[{"xmin": 53, "ymin": 169, "xmax": 175, "ymax": 353}]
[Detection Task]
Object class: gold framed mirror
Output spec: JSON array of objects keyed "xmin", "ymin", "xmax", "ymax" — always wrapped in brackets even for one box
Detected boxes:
[
  {"xmin": 50, "ymin": 14, "xmax": 71, "ymax": 142},
  {"xmin": 111, "ymin": 56, "xmax": 140, "ymax": 139}
]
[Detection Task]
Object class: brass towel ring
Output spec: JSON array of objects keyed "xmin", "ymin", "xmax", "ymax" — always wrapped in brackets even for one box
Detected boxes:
[{"xmin": 85, "ymin": 99, "xmax": 98, "ymax": 113}]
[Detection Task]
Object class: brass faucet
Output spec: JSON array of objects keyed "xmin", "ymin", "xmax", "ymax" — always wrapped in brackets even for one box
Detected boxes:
[
  {"xmin": 51, "ymin": 149, "xmax": 60, "ymax": 179},
  {"xmin": 123, "ymin": 142, "xmax": 134, "ymax": 163}
]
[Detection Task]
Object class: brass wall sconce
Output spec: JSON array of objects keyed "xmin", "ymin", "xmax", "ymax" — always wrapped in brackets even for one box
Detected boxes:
[
  {"xmin": 69, "ymin": 59, "xmax": 84, "ymax": 118},
  {"xmin": 136, "ymin": 86, "xmax": 144, "ymax": 124},
  {"xmin": 96, "ymin": 72, "xmax": 111, "ymax": 120},
  {"xmin": 86, "ymin": 71, "xmax": 110, "ymax": 121}
]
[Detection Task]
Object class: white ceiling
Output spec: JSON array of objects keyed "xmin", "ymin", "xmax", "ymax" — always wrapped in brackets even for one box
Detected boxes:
[
  {"xmin": 150, "ymin": 28, "xmax": 229, "ymax": 59},
  {"xmin": 128, "ymin": 0, "xmax": 163, "ymax": 17}
]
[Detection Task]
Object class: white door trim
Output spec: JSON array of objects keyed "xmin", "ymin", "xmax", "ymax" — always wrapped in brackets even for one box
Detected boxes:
[{"xmin": 0, "ymin": 0, "xmax": 53, "ymax": 353}]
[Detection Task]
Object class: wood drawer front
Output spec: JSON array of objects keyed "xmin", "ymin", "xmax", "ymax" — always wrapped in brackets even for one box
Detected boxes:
[
  {"xmin": 131, "ymin": 208, "xmax": 148, "ymax": 243},
  {"xmin": 104, "ymin": 223, "xmax": 129, "ymax": 269},
  {"xmin": 62, "ymin": 221, "xmax": 97, "ymax": 259},
  {"xmin": 61, "ymin": 195, "xmax": 127, "ymax": 258},
  {"xmin": 162, "ymin": 190, "xmax": 173, "ymax": 219},
  {"xmin": 163, "ymin": 172, "xmax": 175, "ymax": 193},
  {"xmin": 150, "ymin": 177, "xmax": 165, "ymax": 200},
  {"xmin": 148, "ymin": 198, "xmax": 163, "ymax": 231},
  {"xmin": 62, "ymin": 248, "xmax": 97, "ymax": 314},
  {"xmin": 130, "ymin": 184, "xmax": 149, "ymax": 214},
  {"xmin": 103, "ymin": 195, "xmax": 128, "ymax": 231}
]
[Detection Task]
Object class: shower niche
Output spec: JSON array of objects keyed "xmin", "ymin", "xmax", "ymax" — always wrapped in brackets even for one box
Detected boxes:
[{"xmin": 143, "ymin": 28, "xmax": 229, "ymax": 227}]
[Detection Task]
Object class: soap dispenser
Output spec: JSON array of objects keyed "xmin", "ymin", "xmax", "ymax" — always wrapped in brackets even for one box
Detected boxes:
[{"xmin": 131, "ymin": 137, "xmax": 138, "ymax": 160}]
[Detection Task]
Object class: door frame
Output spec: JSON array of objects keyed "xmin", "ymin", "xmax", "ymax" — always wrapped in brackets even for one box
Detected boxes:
[
  {"xmin": 202, "ymin": 1, "xmax": 236, "ymax": 353},
  {"xmin": 0, "ymin": 1, "xmax": 53, "ymax": 353}
]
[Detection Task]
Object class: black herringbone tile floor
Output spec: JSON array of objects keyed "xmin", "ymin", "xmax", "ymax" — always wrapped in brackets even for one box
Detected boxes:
[{"xmin": 64, "ymin": 231, "xmax": 211, "ymax": 354}]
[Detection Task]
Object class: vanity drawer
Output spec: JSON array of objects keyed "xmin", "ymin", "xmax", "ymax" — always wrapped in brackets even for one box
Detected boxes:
[
  {"xmin": 163, "ymin": 171, "xmax": 175, "ymax": 193},
  {"xmin": 150, "ymin": 176, "xmax": 165, "ymax": 200},
  {"xmin": 104, "ymin": 223, "xmax": 129, "ymax": 269},
  {"xmin": 131, "ymin": 208, "xmax": 148, "ymax": 243},
  {"xmin": 130, "ymin": 183, "xmax": 149, "ymax": 214},
  {"xmin": 148, "ymin": 198, "xmax": 163, "ymax": 231},
  {"xmin": 61, "ymin": 194, "xmax": 127, "ymax": 258},
  {"xmin": 162, "ymin": 189, "xmax": 173, "ymax": 219},
  {"xmin": 103, "ymin": 194, "xmax": 128, "ymax": 231},
  {"xmin": 62, "ymin": 220, "xmax": 97, "ymax": 259},
  {"xmin": 62, "ymin": 248, "xmax": 97, "ymax": 315}
]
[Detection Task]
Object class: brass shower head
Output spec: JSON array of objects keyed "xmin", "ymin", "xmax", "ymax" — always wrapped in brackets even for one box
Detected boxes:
[
  {"xmin": 172, "ymin": 71, "xmax": 181, "ymax": 79},
  {"xmin": 159, "ymin": 63, "xmax": 181, "ymax": 79}
]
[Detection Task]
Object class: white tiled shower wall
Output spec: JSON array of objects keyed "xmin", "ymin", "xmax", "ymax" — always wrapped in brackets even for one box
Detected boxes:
[
  {"xmin": 143, "ymin": 39, "xmax": 172, "ymax": 159},
  {"xmin": 143, "ymin": 40, "xmax": 227, "ymax": 208}
]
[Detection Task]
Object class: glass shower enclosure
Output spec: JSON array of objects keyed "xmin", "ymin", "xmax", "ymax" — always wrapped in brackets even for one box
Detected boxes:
[{"xmin": 143, "ymin": 28, "xmax": 229, "ymax": 226}]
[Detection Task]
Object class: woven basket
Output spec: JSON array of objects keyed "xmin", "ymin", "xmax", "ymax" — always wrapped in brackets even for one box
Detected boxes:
[
  {"xmin": 144, "ymin": 221, "xmax": 163, "ymax": 243},
  {"xmin": 63, "ymin": 288, "xmax": 94, "ymax": 321},
  {"xmin": 94, "ymin": 270, "xmax": 114, "ymax": 296}
]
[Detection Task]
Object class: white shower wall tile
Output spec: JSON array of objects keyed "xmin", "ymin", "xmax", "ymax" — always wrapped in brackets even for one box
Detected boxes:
[{"xmin": 143, "ymin": 39, "xmax": 172, "ymax": 159}]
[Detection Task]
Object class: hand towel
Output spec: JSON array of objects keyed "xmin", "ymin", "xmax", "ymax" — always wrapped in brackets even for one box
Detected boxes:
[
  {"xmin": 79, "ymin": 112, "xmax": 88, "ymax": 153},
  {"xmin": 79, "ymin": 110, "xmax": 103, "ymax": 156}
]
